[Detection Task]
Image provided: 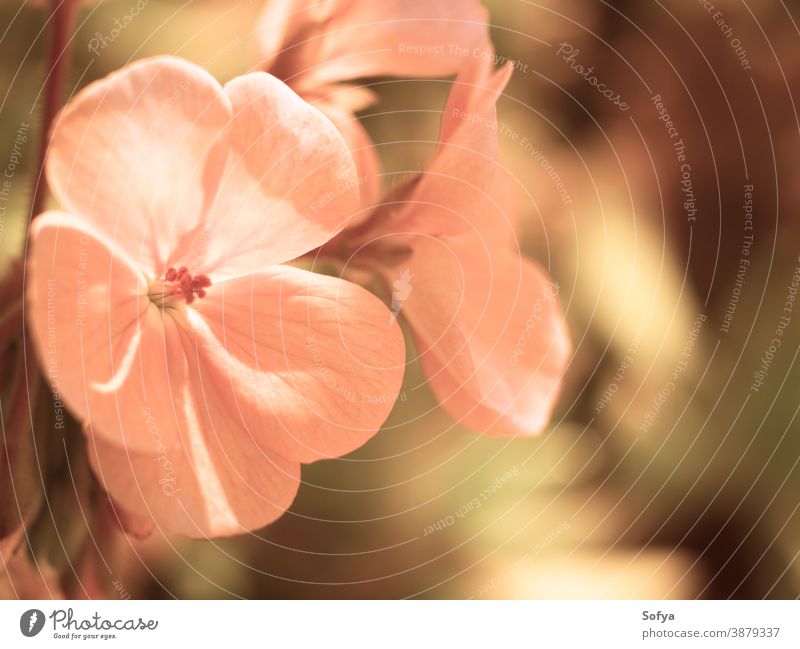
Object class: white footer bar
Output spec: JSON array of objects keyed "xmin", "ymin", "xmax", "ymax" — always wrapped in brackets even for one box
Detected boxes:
[{"xmin": 1, "ymin": 600, "xmax": 797, "ymax": 647}]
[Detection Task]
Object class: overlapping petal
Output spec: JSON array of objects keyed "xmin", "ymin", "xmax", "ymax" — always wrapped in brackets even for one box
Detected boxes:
[
  {"xmin": 193, "ymin": 72, "xmax": 360, "ymax": 275},
  {"xmin": 87, "ymin": 420, "xmax": 300, "ymax": 539},
  {"xmin": 314, "ymin": 97, "xmax": 382, "ymax": 212},
  {"xmin": 47, "ymin": 58, "xmax": 362, "ymax": 280},
  {"xmin": 26, "ymin": 213, "xmax": 193, "ymax": 454},
  {"xmin": 360, "ymin": 58, "xmax": 571, "ymax": 437},
  {"xmin": 257, "ymin": 0, "xmax": 490, "ymax": 96},
  {"xmin": 403, "ymin": 238, "xmax": 570, "ymax": 436},
  {"xmin": 179, "ymin": 267, "xmax": 405, "ymax": 462},
  {"xmin": 354, "ymin": 58, "xmax": 512, "ymax": 244},
  {"xmin": 46, "ymin": 58, "xmax": 232, "ymax": 275}
]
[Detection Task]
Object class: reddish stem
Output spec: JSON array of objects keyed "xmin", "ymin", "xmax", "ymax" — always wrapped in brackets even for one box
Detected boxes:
[
  {"xmin": 0, "ymin": 299, "xmax": 23, "ymax": 349},
  {"xmin": 30, "ymin": 0, "xmax": 77, "ymax": 220}
]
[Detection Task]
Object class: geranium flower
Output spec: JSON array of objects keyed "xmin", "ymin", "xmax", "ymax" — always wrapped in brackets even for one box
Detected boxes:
[
  {"xmin": 325, "ymin": 58, "xmax": 572, "ymax": 436},
  {"xmin": 26, "ymin": 56, "xmax": 405, "ymax": 538},
  {"xmin": 255, "ymin": 0, "xmax": 491, "ymax": 207}
]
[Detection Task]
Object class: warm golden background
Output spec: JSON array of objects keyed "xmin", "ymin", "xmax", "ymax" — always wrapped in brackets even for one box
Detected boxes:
[{"xmin": 2, "ymin": 0, "xmax": 800, "ymax": 598}]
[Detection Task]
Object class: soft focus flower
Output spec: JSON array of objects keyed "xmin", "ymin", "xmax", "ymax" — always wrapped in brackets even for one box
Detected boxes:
[
  {"xmin": 325, "ymin": 59, "xmax": 571, "ymax": 436},
  {"xmin": 26, "ymin": 56, "xmax": 405, "ymax": 538},
  {"xmin": 256, "ymin": 0, "xmax": 492, "ymax": 207}
]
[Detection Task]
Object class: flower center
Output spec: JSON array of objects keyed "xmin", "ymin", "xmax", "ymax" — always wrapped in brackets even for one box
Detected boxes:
[{"xmin": 149, "ymin": 266, "xmax": 212, "ymax": 308}]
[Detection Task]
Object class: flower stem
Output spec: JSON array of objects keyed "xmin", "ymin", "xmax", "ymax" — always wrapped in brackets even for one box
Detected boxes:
[
  {"xmin": 0, "ymin": 298, "xmax": 23, "ymax": 348},
  {"xmin": 30, "ymin": 0, "xmax": 77, "ymax": 220}
]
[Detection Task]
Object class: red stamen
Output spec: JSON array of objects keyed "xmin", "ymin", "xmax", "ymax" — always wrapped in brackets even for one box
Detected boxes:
[{"xmin": 155, "ymin": 267, "xmax": 212, "ymax": 306}]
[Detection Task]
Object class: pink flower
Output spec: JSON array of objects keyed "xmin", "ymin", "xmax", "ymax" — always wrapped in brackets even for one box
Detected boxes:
[
  {"xmin": 256, "ymin": 0, "xmax": 490, "ymax": 99},
  {"xmin": 326, "ymin": 59, "xmax": 572, "ymax": 436},
  {"xmin": 256, "ymin": 0, "xmax": 492, "ymax": 207},
  {"xmin": 26, "ymin": 56, "xmax": 405, "ymax": 538}
]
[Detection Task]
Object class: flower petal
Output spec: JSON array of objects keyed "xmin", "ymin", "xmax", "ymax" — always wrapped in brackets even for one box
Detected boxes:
[
  {"xmin": 386, "ymin": 237, "xmax": 476, "ymax": 384},
  {"xmin": 360, "ymin": 58, "xmax": 512, "ymax": 243},
  {"xmin": 257, "ymin": 0, "xmax": 489, "ymax": 94},
  {"xmin": 402, "ymin": 237, "xmax": 571, "ymax": 436},
  {"xmin": 256, "ymin": 0, "xmax": 341, "ymax": 75},
  {"xmin": 26, "ymin": 212, "xmax": 189, "ymax": 454},
  {"xmin": 472, "ymin": 159, "xmax": 523, "ymax": 250},
  {"xmin": 87, "ymin": 417, "xmax": 300, "ymax": 538},
  {"xmin": 315, "ymin": 97, "xmax": 382, "ymax": 213},
  {"xmin": 178, "ymin": 266, "xmax": 406, "ymax": 462},
  {"xmin": 194, "ymin": 72, "xmax": 360, "ymax": 275},
  {"xmin": 46, "ymin": 56, "xmax": 231, "ymax": 275}
]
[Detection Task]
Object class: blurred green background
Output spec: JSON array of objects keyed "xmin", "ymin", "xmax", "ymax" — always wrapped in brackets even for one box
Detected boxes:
[{"xmin": 2, "ymin": 0, "xmax": 800, "ymax": 598}]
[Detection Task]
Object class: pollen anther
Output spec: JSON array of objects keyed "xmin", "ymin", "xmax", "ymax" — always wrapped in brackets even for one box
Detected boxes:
[{"xmin": 149, "ymin": 267, "xmax": 212, "ymax": 307}]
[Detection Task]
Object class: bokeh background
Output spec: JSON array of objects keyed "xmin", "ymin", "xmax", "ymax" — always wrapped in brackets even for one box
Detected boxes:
[{"xmin": 2, "ymin": 0, "xmax": 800, "ymax": 598}]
